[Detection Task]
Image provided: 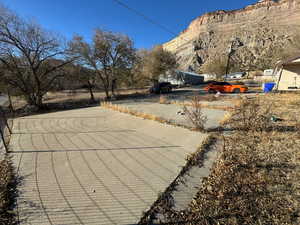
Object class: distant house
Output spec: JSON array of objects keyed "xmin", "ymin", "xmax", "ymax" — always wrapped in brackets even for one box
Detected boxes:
[
  {"xmin": 159, "ymin": 70, "xmax": 204, "ymax": 86},
  {"xmin": 264, "ymin": 69, "xmax": 274, "ymax": 76},
  {"xmin": 254, "ymin": 69, "xmax": 279, "ymax": 82},
  {"xmin": 275, "ymin": 55, "xmax": 300, "ymax": 91},
  {"xmin": 201, "ymin": 73, "xmax": 217, "ymax": 81}
]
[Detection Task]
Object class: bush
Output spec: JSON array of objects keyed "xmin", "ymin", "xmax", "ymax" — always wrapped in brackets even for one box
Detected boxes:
[
  {"xmin": 0, "ymin": 158, "xmax": 16, "ymax": 225},
  {"xmin": 184, "ymin": 130, "xmax": 300, "ymax": 225},
  {"xmin": 226, "ymin": 98, "xmax": 274, "ymax": 132},
  {"xmin": 183, "ymin": 96, "xmax": 207, "ymax": 131},
  {"xmin": 159, "ymin": 95, "xmax": 169, "ymax": 104}
]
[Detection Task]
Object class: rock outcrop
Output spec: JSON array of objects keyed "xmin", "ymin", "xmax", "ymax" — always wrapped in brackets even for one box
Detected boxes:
[{"xmin": 163, "ymin": 0, "xmax": 300, "ymax": 71}]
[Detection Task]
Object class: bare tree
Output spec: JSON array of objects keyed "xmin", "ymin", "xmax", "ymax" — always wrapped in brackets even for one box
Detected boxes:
[
  {"xmin": 69, "ymin": 29, "xmax": 136, "ymax": 99},
  {"xmin": 67, "ymin": 65, "xmax": 97, "ymax": 102},
  {"xmin": 127, "ymin": 49, "xmax": 150, "ymax": 88},
  {"xmin": 0, "ymin": 5, "xmax": 74, "ymax": 108},
  {"xmin": 201, "ymin": 56, "xmax": 227, "ymax": 79},
  {"xmin": 139, "ymin": 45, "xmax": 177, "ymax": 83}
]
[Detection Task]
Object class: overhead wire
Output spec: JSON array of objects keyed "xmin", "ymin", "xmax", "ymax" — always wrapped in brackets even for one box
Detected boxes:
[{"xmin": 111, "ymin": 0, "xmax": 190, "ymax": 43}]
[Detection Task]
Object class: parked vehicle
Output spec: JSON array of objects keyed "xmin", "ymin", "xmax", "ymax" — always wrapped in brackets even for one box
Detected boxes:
[
  {"xmin": 263, "ymin": 69, "xmax": 274, "ymax": 76},
  {"xmin": 204, "ymin": 82, "xmax": 248, "ymax": 93},
  {"xmin": 224, "ymin": 72, "xmax": 246, "ymax": 80},
  {"xmin": 149, "ymin": 82, "xmax": 172, "ymax": 94}
]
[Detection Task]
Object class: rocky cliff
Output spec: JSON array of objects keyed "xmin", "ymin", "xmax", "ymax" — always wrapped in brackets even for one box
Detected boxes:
[{"xmin": 163, "ymin": 0, "xmax": 300, "ymax": 72}]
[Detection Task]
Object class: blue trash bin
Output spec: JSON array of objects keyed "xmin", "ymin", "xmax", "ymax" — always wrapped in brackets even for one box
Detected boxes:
[{"xmin": 264, "ymin": 83, "xmax": 275, "ymax": 93}]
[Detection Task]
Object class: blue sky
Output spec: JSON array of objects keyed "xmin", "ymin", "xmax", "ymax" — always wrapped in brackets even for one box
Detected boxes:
[{"xmin": 0, "ymin": 0, "xmax": 256, "ymax": 49}]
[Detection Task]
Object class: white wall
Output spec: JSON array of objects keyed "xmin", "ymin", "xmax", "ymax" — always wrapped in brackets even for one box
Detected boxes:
[{"xmin": 277, "ymin": 64, "xmax": 300, "ymax": 91}]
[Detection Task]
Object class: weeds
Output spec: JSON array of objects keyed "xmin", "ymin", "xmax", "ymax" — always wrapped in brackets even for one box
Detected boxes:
[
  {"xmin": 180, "ymin": 130, "xmax": 300, "ymax": 225},
  {"xmin": 139, "ymin": 135, "xmax": 218, "ymax": 225},
  {"xmin": 183, "ymin": 96, "xmax": 207, "ymax": 132},
  {"xmin": 101, "ymin": 101, "xmax": 167, "ymax": 122},
  {"xmin": 101, "ymin": 102, "xmax": 196, "ymax": 130},
  {"xmin": 139, "ymin": 94, "xmax": 300, "ymax": 225},
  {"xmin": 0, "ymin": 158, "xmax": 16, "ymax": 225},
  {"xmin": 170, "ymin": 99, "xmax": 236, "ymax": 111},
  {"xmin": 206, "ymin": 95, "xmax": 217, "ymax": 102},
  {"xmin": 159, "ymin": 95, "xmax": 169, "ymax": 104},
  {"xmin": 226, "ymin": 98, "xmax": 274, "ymax": 132}
]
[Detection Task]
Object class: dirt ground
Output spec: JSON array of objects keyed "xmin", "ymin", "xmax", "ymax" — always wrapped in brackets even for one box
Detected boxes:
[
  {"xmin": 9, "ymin": 85, "xmax": 260, "ymax": 113},
  {"xmin": 140, "ymin": 92, "xmax": 300, "ymax": 225}
]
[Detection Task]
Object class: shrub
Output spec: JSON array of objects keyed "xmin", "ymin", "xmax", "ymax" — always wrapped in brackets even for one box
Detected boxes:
[
  {"xmin": 226, "ymin": 98, "xmax": 274, "ymax": 132},
  {"xmin": 0, "ymin": 158, "xmax": 16, "ymax": 225},
  {"xmin": 159, "ymin": 95, "xmax": 169, "ymax": 104},
  {"xmin": 141, "ymin": 94, "xmax": 300, "ymax": 225},
  {"xmin": 183, "ymin": 96, "xmax": 207, "ymax": 131}
]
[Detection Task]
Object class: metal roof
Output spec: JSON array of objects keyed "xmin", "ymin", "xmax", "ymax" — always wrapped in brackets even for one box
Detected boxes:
[{"xmin": 276, "ymin": 54, "xmax": 300, "ymax": 66}]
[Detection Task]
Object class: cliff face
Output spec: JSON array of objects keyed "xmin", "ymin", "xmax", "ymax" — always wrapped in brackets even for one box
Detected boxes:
[{"xmin": 163, "ymin": 0, "xmax": 300, "ymax": 71}]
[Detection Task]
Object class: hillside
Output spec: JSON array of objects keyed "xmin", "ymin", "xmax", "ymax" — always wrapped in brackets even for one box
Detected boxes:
[{"xmin": 163, "ymin": 0, "xmax": 300, "ymax": 72}]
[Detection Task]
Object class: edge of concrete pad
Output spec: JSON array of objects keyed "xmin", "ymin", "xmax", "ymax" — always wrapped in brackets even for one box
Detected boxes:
[
  {"xmin": 138, "ymin": 134, "xmax": 222, "ymax": 224},
  {"xmin": 101, "ymin": 101, "xmax": 227, "ymax": 131},
  {"xmin": 171, "ymin": 138, "xmax": 223, "ymax": 211}
]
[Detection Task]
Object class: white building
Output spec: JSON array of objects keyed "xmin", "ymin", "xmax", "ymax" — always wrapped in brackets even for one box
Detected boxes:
[
  {"xmin": 201, "ymin": 74, "xmax": 217, "ymax": 81},
  {"xmin": 275, "ymin": 56, "xmax": 300, "ymax": 91},
  {"xmin": 264, "ymin": 69, "xmax": 274, "ymax": 76},
  {"xmin": 159, "ymin": 70, "xmax": 204, "ymax": 86}
]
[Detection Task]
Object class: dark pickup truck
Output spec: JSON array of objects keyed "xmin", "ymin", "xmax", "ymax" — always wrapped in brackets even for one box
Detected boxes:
[{"xmin": 149, "ymin": 82, "xmax": 172, "ymax": 94}]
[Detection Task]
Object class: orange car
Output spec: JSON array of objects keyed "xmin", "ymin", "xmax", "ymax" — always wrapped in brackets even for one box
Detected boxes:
[{"xmin": 204, "ymin": 82, "xmax": 248, "ymax": 93}]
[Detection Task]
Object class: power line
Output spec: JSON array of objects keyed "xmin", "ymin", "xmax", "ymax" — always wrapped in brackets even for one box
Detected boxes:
[{"xmin": 111, "ymin": 0, "xmax": 190, "ymax": 42}]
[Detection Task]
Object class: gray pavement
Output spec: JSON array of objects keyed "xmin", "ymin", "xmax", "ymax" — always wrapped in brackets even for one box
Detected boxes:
[
  {"xmin": 171, "ymin": 139, "xmax": 222, "ymax": 211},
  {"xmin": 114, "ymin": 101, "xmax": 227, "ymax": 129},
  {"xmin": 10, "ymin": 106, "xmax": 207, "ymax": 225}
]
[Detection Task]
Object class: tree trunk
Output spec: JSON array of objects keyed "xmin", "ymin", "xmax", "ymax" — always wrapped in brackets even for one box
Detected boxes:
[
  {"xmin": 96, "ymin": 71, "xmax": 110, "ymax": 100},
  {"xmin": 103, "ymin": 85, "xmax": 110, "ymax": 100},
  {"xmin": 6, "ymin": 88, "xmax": 14, "ymax": 116},
  {"xmin": 87, "ymin": 81, "xmax": 95, "ymax": 103},
  {"xmin": 26, "ymin": 92, "xmax": 43, "ymax": 109},
  {"xmin": 111, "ymin": 79, "xmax": 116, "ymax": 98},
  {"xmin": 36, "ymin": 95, "xmax": 43, "ymax": 108},
  {"xmin": 26, "ymin": 95, "xmax": 35, "ymax": 106}
]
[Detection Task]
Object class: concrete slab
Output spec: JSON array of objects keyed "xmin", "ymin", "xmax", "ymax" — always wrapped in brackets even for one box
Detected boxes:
[
  {"xmin": 114, "ymin": 101, "xmax": 227, "ymax": 129},
  {"xmin": 171, "ymin": 139, "xmax": 222, "ymax": 211},
  {"xmin": 10, "ymin": 106, "xmax": 207, "ymax": 225}
]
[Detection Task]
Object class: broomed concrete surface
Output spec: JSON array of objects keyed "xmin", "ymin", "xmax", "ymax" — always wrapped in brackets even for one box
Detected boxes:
[
  {"xmin": 10, "ymin": 106, "xmax": 207, "ymax": 225},
  {"xmin": 114, "ymin": 101, "xmax": 227, "ymax": 129},
  {"xmin": 171, "ymin": 139, "xmax": 222, "ymax": 211}
]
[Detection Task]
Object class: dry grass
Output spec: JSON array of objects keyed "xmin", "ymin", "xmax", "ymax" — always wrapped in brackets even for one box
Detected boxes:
[
  {"xmin": 159, "ymin": 95, "xmax": 170, "ymax": 104},
  {"xmin": 225, "ymin": 97, "xmax": 274, "ymax": 132},
  {"xmin": 44, "ymin": 88, "xmax": 148, "ymax": 104},
  {"xmin": 282, "ymin": 93, "xmax": 300, "ymax": 107},
  {"xmin": 169, "ymin": 98, "xmax": 239, "ymax": 112},
  {"xmin": 101, "ymin": 102, "xmax": 169, "ymax": 124},
  {"xmin": 180, "ymin": 130, "xmax": 300, "ymax": 225},
  {"xmin": 183, "ymin": 96, "xmax": 207, "ymax": 132},
  {"xmin": 0, "ymin": 158, "xmax": 16, "ymax": 225},
  {"xmin": 139, "ymin": 93, "xmax": 300, "ymax": 225},
  {"xmin": 139, "ymin": 134, "xmax": 218, "ymax": 224},
  {"xmin": 173, "ymin": 101, "xmax": 236, "ymax": 111},
  {"xmin": 100, "ymin": 102, "xmax": 196, "ymax": 130},
  {"xmin": 219, "ymin": 111, "xmax": 233, "ymax": 125},
  {"xmin": 7, "ymin": 89, "xmax": 148, "ymax": 116}
]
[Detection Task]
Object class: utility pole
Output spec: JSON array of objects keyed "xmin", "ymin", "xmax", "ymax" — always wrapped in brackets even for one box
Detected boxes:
[{"xmin": 225, "ymin": 38, "xmax": 236, "ymax": 81}]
